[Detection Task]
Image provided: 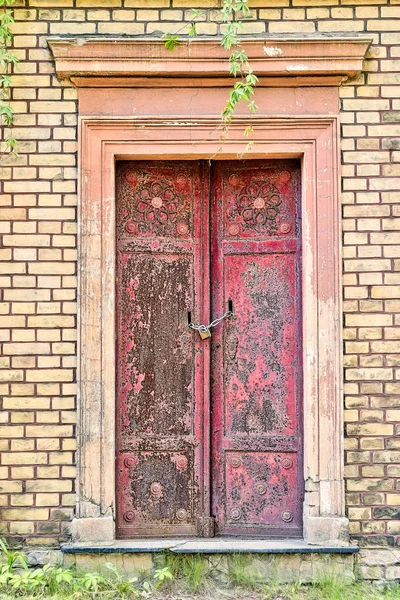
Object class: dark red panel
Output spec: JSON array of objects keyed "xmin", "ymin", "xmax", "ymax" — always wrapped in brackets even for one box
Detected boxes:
[
  {"xmin": 116, "ymin": 159, "xmax": 303, "ymax": 539},
  {"xmin": 225, "ymin": 452, "xmax": 299, "ymax": 528},
  {"xmin": 116, "ymin": 161, "xmax": 207, "ymax": 538},
  {"xmin": 211, "ymin": 160, "xmax": 303, "ymax": 537}
]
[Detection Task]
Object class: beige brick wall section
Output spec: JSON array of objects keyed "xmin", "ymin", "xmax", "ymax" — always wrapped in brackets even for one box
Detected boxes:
[{"xmin": 0, "ymin": 0, "xmax": 399, "ymax": 576}]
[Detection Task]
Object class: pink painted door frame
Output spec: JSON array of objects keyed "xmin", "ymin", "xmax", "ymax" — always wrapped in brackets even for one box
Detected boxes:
[{"xmin": 47, "ymin": 37, "xmax": 370, "ymax": 545}]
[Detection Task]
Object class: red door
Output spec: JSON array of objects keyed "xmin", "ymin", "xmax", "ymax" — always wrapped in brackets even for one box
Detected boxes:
[{"xmin": 116, "ymin": 160, "xmax": 302, "ymax": 538}]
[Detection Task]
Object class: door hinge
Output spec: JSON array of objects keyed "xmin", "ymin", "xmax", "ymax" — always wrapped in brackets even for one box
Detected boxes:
[{"xmin": 196, "ymin": 516, "xmax": 215, "ymax": 538}]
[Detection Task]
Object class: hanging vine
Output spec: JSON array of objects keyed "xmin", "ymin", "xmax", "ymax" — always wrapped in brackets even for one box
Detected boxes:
[
  {"xmin": 0, "ymin": 0, "xmax": 18, "ymax": 156},
  {"xmin": 163, "ymin": 0, "xmax": 258, "ymax": 139}
]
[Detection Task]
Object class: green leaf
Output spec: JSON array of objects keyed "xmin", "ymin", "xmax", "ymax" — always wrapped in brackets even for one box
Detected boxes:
[
  {"xmin": 188, "ymin": 23, "xmax": 197, "ymax": 37},
  {"xmin": 162, "ymin": 33, "xmax": 181, "ymax": 51}
]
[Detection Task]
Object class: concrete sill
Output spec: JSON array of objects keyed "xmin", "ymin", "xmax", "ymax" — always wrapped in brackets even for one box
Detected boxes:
[{"xmin": 61, "ymin": 539, "xmax": 359, "ymax": 555}]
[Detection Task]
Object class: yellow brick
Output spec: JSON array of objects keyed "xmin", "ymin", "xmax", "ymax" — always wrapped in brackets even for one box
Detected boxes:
[
  {"xmin": 25, "ymin": 425, "xmax": 73, "ymax": 437},
  {"xmin": 3, "ymin": 235, "xmax": 50, "ymax": 247},
  {"xmin": 346, "ymin": 368, "xmax": 392, "ymax": 381},
  {"xmin": 62, "ymin": 466, "xmax": 76, "ymax": 478},
  {"xmin": 171, "ymin": 0, "xmax": 211, "ymax": 5},
  {"xmin": 360, "ymin": 356, "xmax": 383, "ymax": 368},
  {"xmin": 37, "ymin": 302, "xmax": 61, "ymax": 315},
  {"xmin": 48, "ymin": 452, "xmax": 72, "ymax": 465},
  {"xmin": 26, "ymin": 480, "xmax": 72, "ymax": 492},
  {"xmin": 27, "ymin": 315, "xmax": 74, "ymax": 328},
  {"xmin": 344, "ymin": 205, "xmax": 390, "ymax": 218},
  {"xmin": 77, "ymin": 0, "xmax": 121, "ymax": 4},
  {"xmin": 62, "ymin": 493, "xmax": 76, "ymax": 506},
  {"xmin": 54, "ymin": 235, "xmax": 77, "ymax": 249},
  {"xmin": 269, "ymin": 21, "xmax": 315, "ymax": 32},
  {"xmin": 52, "ymin": 342, "xmax": 75, "ymax": 355},
  {"xmin": 11, "ymin": 467, "xmax": 34, "ymax": 480},
  {"xmin": 2, "ymin": 508, "xmax": 49, "ymax": 520},
  {"xmin": 0, "ymin": 481, "xmax": 22, "ymax": 493},
  {"xmin": 37, "ymin": 276, "xmax": 61, "ymax": 288},
  {"xmin": 36, "ymin": 410, "xmax": 60, "ymax": 423},
  {"xmin": 38, "ymin": 223, "xmax": 62, "ymax": 235},
  {"xmin": 37, "ymin": 466, "xmax": 59, "ymax": 478},
  {"xmin": 30, "ymin": 102, "xmax": 76, "ymax": 114},
  {"xmin": 56, "ymin": 399, "xmax": 75, "ymax": 411},
  {"xmin": 0, "ymin": 425, "xmax": 24, "ymax": 438},
  {"xmin": 36, "ymin": 493, "xmax": 60, "ymax": 506},
  {"xmin": 371, "ymin": 341, "xmax": 400, "ymax": 353},
  {"xmin": 11, "ymin": 302, "xmax": 36, "ymax": 314},
  {"xmin": 292, "ymin": 0, "xmax": 338, "ymax": 5},
  {"xmin": 359, "ymin": 273, "xmax": 383, "ymax": 285},
  {"xmin": 387, "ymin": 495, "xmax": 400, "ymax": 505},
  {"xmin": 37, "ymin": 439, "xmax": 60, "ymax": 451},
  {"xmin": 1, "ymin": 452, "xmax": 48, "ymax": 465},
  {"xmin": 319, "ymin": 20, "xmax": 364, "ymax": 31},
  {"xmin": 348, "ymin": 507, "xmax": 371, "ymax": 520},
  {"xmin": 98, "ymin": 22, "xmax": 145, "ymax": 34},
  {"xmin": 37, "ymin": 383, "xmax": 60, "ymax": 396},
  {"xmin": 346, "ymin": 314, "xmax": 392, "ymax": 327},
  {"xmin": 372, "ymin": 286, "xmax": 400, "ymax": 299},
  {"xmin": 62, "ymin": 438, "xmax": 76, "ymax": 451},
  {"xmin": 29, "ymin": 263, "xmax": 75, "ymax": 275},
  {"xmin": 10, "ymin": 522, "xmax": 35, "ymax": 534},
  {"xmin": 385, "ymin": 327, "xmax": 400, "ymax": 339},
  {"xmin": 11, "ymin": 412, "xmax": 35, "ymax": 424},
  {"xmin": 26, "ymin": 370, "xmax": 74, "ymax": 383},
  {"xmin": 0, "ymin": 208, "xmax": 27, "ymax": 221},
  {"xmin": 0, "ymin": 263, "xmax": 25, "ymax": 275},
  {"xmin": 0, "ymin": 370, "xmax": 24, "ymax": 383},
  {"xmin": 87, "ymin": 9, "xmax": 110, "ymax": 19},
  {"xmin": 3, "ymin": 342, "xmax": 51, "ymax": 356},
  {"xmin": 347, "ymin": 423, "xmax": 394, "ymax": 436},
  {"xmin": 11, "ymin": 494, "xmax": 34, "ymax": 506}
]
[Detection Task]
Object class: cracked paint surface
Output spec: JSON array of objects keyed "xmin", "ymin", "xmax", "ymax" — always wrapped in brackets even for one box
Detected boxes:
[
  {"xmin": 115, "ymin": 159, "xmax": 303, "ymax": 538},
  {"xmin": 211, "ymin": 160, "xmax": 303, "ymax": 537},
  {"xmin": 115, "ymin": 161, "xmax": 203, "ymax": 538}
]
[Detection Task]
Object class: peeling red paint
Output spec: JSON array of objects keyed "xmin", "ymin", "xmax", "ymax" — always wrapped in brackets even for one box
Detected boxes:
[
  {"xmin": 116, "ymin": 159, "xmax": 303, "ymax": 538},
  {"xmin": 211, "ymin": 160, "xmax": 303, "ymax": 537}
]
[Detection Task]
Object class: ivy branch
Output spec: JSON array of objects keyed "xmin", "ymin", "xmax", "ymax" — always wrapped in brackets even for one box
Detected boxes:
[
  {"xmin": 163, "ymin": 0, "xmax": 258, "ymax": 139},
  {"xmin": 0, "ymin": 0, "xmax": 18, "ymax": 156}
]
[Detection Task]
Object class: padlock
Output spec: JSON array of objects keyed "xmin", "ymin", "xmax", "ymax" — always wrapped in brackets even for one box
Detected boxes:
[{"xmin": 199, "ymin": 328, "xmax": 211, "ymax": 340}]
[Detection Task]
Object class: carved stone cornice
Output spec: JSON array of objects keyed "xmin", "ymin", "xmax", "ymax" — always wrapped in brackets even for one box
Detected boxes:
[{"xmin": 48, "ymin": 37, "xmax": 371, "ymax": 88}]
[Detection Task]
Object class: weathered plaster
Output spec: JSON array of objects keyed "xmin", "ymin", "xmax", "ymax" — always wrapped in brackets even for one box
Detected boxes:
[{"xmin": 47, "ymin": 38, "xmax": 370, "ymax": 546}]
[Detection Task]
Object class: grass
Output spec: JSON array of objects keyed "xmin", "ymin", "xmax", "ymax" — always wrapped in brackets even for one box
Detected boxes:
[
  {"xmin": 0, "ymin": 540, "xmax": 400, "ymax": 599},
  {"xmin": 161, "ymin": 552, "xmax": 213, "ymax": 592}
]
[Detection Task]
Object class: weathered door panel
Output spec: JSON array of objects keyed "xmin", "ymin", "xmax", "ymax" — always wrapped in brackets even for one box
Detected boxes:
[
  {"xmin": 116, "ymin": 159, "xmax": 303, "ymax": 539},
  {"xmin": 116, "ymin": 161, "xmax": 208, "ymax": 537},
  {"xmin": 211, "ymin": 160, "xmax": 303, "ymax": 537}
]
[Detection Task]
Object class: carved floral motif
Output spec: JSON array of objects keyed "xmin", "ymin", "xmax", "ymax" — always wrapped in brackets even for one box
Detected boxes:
[
  {"xmin": 118, "ymin": 165, "xmax": 192, "ymax": 238},
  {"xmin": 226, "ymin": 170, "xmax": 294, "ymax": 237}
]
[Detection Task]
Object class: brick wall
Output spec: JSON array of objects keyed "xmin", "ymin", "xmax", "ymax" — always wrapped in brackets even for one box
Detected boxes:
[{"xmin": 0, "ymin": 0, "xmax": 399, "ymax": 580}]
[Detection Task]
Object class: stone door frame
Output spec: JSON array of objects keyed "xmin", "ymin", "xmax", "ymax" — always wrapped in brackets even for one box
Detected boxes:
[
  {"xmin": 48, "ymin": 37, "xmax": 371, "ymax": 546},
  {"xmin": 75, "ymin": 116, "xmax": 345, "ymax": 545}
]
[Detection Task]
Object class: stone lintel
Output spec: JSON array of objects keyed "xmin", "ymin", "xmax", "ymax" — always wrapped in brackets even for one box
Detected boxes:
[{"xmin": 48, "ymin": 37, "xmax": 372, "ymax": 85}]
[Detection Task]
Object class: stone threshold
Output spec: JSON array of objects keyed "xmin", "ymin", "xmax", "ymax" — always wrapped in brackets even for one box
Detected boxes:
[{"xmin": 62, "ymin": 539, "xmax": 359, "ymax": 555}]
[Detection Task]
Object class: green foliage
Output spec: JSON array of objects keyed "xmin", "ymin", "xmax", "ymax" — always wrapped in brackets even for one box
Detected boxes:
[
  {"xmin": 262, "ymin": 578, "xmax": 400, "ymax": 600},
  {"xmin": 1, "ymin": 539, "xmax": 400, "ymax": 600},
  {"xmin": 0, "ymin": 0, "xmax": 17, "ymax": 155},
  {"xmin": 162, "ymin": 552, "xmax": 211, "ymax": 592},
  {"xmin": 0, "ymin": 539, "xmax": 174, "ymax": 599},
  {"xmin": 226, "ymin": 553, "xmax": 261, "ymax": 590},
  {"xmin": 163, "ymin": 0, "xmax": 258, "ymax": 133},
  {"xmin": 163, "ymin": 34, "xmax": 181, "ymax": 51}
]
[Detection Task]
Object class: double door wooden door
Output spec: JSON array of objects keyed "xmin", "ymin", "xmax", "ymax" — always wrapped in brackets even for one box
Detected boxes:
[{"xmin": 116, "ymin": 159, "xmax": 303, "ymax": 538}]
